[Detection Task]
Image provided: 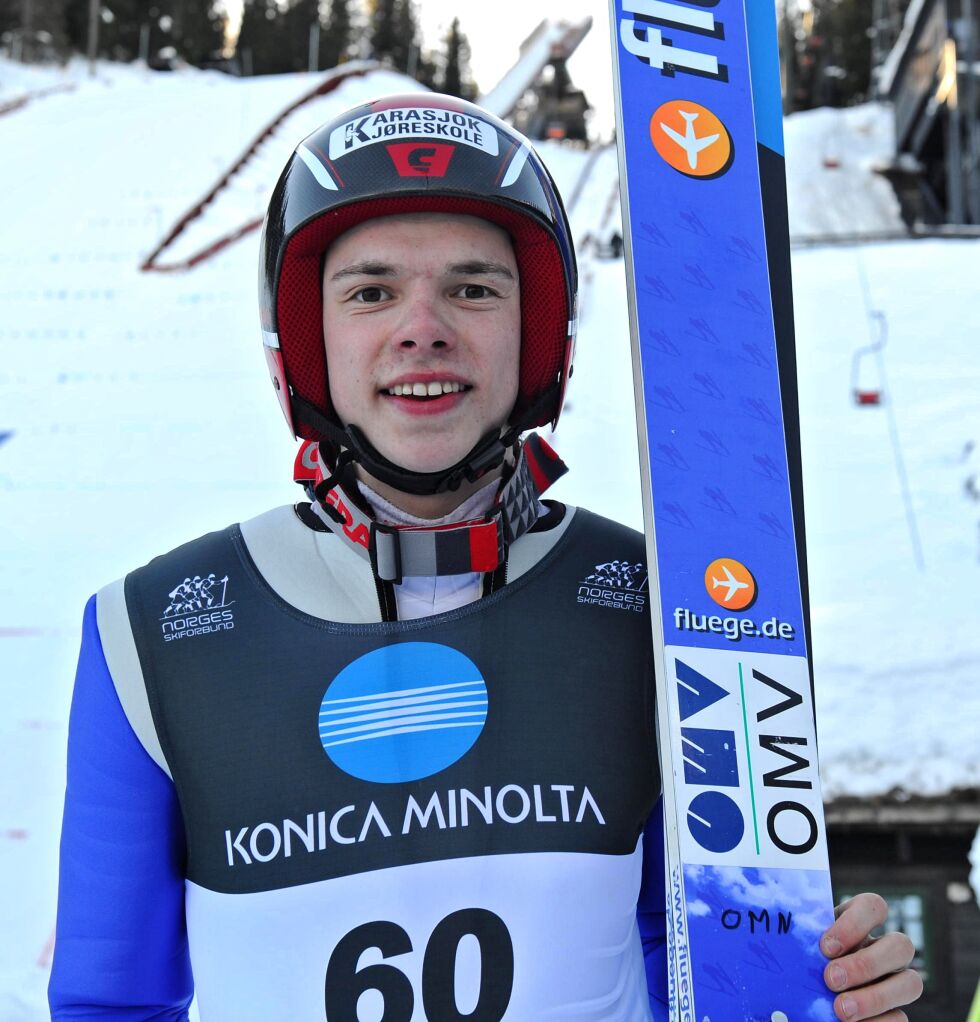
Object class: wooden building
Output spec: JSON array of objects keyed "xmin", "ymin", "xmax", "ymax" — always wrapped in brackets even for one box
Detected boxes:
[
  {"xmin": 827, "ymin": 791, "xmax": 980, "ymax": 1019},
  {"xmin": 877, "ymin": 0, "xmax": 980, "ymax": 225}
]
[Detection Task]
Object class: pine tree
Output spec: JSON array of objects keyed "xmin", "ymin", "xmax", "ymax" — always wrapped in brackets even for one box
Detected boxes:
[
  {"xmin": 441, "ymin": 17, "xmax": 476, "ymax": 100},
  {"xmin": 96, "ymin": 0, "xmax": 144, "ymax": 61},
  {"xmin": 235, "ymin": 0, "xmax": 290, "ymax": 74},
  {"xmin": 170, "ymin": 0, "xmax": 226, "ymax": 66},
  {"xmin": 391, "ymin": 0, "xmax": 418, "ymax": 75},
  {"xmin": 782, "ymin": 0, "xmax": 886, "ymax": 109},
  {"xmin": 63, "ymin": 0, "xmax": 87, "ymax": 53},
  {"xmin": 320, "ymin": 0, "xmax": 350, "ymax": 70},
  {"xmin": 3, "ymin": 0, "xmax": 70, "ymax": 59},
  {"xmin": 370, "ymin": 0, "xmax": 396, "ymax": 65},
  {"xmin": 283, "ymin": 0, "xmax": 320, "ymax": 71}
]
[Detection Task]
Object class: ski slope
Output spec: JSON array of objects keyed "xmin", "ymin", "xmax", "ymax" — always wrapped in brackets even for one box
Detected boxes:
[{"xmin": 1, "ymin": 58, "xmax": 979, "ymax": 1015}]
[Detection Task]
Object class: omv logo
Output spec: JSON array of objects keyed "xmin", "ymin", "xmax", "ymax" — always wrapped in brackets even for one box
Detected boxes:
[{"xmin": 319, "ymin": 643, "xmax": 488, "ymax": 783}]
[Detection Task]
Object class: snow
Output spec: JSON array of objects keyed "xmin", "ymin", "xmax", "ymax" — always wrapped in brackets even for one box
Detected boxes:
[
  {"xmin": 1, "ymin": 56, "xmax": 978, "ymax": 1012},
  {"xmin": 784, "ymin": 104, "xmax": 904, "ymax": 240}
]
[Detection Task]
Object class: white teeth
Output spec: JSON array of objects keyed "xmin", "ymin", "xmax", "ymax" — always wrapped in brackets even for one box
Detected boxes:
[{"xmin": 386, "ymin": 381, "xmax": 464, "ymax": 397}]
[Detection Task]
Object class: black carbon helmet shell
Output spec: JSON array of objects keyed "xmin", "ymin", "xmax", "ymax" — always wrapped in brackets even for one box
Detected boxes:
[{"xmin": 259, "ymin": 92, "xmax": 578, "ymax": 441}]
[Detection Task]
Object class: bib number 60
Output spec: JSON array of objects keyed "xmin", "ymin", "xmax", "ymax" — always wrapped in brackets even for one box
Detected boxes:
[{"xmin": 324, "ymin": 908, "xmax": 514, "ymax": 1021}]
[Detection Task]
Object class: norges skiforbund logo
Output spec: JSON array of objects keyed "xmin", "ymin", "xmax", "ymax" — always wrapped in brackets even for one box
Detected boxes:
[
  {"xmin": 319, "ymin": 642, "xmax": 489, "ymax": 783},
  {"xmin": 577, "ymin": 558, "xmax": 648, "ymax": 613},
  {"xmin": 650, "ymin": 99, "xmax": 733, "ymax": 179},
  {"xmin": 673, "ymin": 557, "xmax": 796, "ymax": 642},
  {"xmin": 160, "ymin": 572, "xmax": 234, "ymax": 642}
]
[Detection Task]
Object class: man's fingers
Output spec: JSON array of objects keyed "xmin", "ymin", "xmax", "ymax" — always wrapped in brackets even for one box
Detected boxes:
[
  {"xmin": 823, "ymin": 892, "xmax": 889, "ymax": 956},
  {"xmin": 824, "ymin": 931, "xmax": 916, "ymax": 990},
  {"xmin": 831, "ymin": 968, "xmax": 923, "ymax": 1021},
  {"xmin": 840, "ymin": 1013, "xmax": 907, "ymax": 1022}
]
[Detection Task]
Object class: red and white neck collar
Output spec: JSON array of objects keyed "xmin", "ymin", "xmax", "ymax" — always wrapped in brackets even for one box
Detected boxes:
[{"xmin": 293, "ymin": 433, "xmax": 568, "ymax": 584}]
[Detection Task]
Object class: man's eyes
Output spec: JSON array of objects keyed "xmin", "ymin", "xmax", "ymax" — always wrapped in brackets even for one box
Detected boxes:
[
  {"xmin": 455, "ymin": 284, "xmax": 498, "ymax": 300},
  {"xmin": 348, "ymin": 283, "xmax": 500, "ymax": 303},
  {"xmin": 351, "ymin": 286, "xmax": 390, "ymax": 303}
]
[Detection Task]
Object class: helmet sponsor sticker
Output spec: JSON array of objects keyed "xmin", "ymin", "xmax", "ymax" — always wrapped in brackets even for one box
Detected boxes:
[
  {"xmin": 329, "ymin": 107, "xmax": 499, "ymax": 160},
  {"xmin": 386, "ymin": 142, "xmax": 456, "ymax": 178}
]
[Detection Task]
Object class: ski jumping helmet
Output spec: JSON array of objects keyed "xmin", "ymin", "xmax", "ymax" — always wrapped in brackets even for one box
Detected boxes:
[{"xmin": 259, "ymin": 92, "xmax": 578, "ymax": 495}]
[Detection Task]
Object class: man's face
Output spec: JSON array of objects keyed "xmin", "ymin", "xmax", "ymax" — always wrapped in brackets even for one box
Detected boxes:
[{"xmin": 322, "ymin": 213, "xmax": 521, "ymax": 475}]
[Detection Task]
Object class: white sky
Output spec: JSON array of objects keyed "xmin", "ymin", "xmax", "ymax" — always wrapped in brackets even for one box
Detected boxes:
[{"xmin": 219, "ymin": 1, "xmax": 616, "ymax": 137}]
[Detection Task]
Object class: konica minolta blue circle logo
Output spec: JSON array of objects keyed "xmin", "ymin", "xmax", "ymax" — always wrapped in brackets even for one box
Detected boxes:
[{"xmin": 319, "ymin": 643, "xmax": 488, "ymax": 783}]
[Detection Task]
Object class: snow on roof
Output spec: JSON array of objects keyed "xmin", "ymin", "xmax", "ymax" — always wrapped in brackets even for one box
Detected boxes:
[{"xmin": 784, "ymin": 103, "xmax": 905, "ymax": 241}]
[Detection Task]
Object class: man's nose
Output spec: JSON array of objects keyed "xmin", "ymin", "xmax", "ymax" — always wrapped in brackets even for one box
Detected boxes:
[{"xmin": 392, "ymin": 290, "xmax": 454, "ymax": 352}]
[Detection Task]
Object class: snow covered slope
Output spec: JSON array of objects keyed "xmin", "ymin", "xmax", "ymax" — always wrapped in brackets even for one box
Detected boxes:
[
  {"xmin": 784, "ymin": 103, "xmax": 905, "ymax": 240},
  {"xmin": 0, "ymin": 59, "xmax": 978, "ymax": 1013}
]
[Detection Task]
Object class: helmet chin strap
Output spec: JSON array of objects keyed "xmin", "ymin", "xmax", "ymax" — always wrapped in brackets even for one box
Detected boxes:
[
  {"xmin": 291, "ymin": 389, "xmax": 557, "ymax": 498},
  {"xmin": 295, "ymin": 430, "xmax": 569, "ymax": 585},
  {"xmin": 340, "ymin": 423, "xmax": 521, "ymax": 496}
]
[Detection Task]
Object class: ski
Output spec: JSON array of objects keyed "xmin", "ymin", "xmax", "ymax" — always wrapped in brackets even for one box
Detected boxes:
[{"xmin": 607, "ymin": 2, "xmax": 837, "ymax": 1019}]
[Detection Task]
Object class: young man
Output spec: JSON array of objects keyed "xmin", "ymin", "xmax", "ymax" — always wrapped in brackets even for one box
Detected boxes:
[{"xmin": 50, "ymin": 94, "xmax": 921, "ymax": 1021}]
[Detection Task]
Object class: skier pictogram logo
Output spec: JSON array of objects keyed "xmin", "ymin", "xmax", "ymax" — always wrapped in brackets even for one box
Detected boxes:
[
  {"xmin": 704, "ymin": 557, "xmax": 756, "ymax": 611},
  {"xmin": 584, "ymin": 560, "xmax": 649, "ymax": 592},
  {"xmin": 650, "ymin": 100, "xmax": 733, "ymax": 179},
  {"xmin": 162, "ymin": 573, "xmax": 231, "ymax": 618},
  {"xmin": 577, "ymin": 559, "xmax": 648, "ymax": 613}
]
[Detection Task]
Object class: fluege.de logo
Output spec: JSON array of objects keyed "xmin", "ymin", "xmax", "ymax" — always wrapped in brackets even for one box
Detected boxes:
[
  {"xmin": 577, "ymin": 558, "xmax": 649, "ymax": 613},
  {"xmin": 673, "ymin": 557, "xmax": 794, "ymax": 642},
  {"xmin": 650, "ymin": 100, "xmax": 733, "ymax": 178},
  {"xmin": 704, "ymin": 557, "xmax": 756, "ymax": 610},
  {"xmin": 160, "ymin": 572, "xmax": 234, "ymax": 642}
]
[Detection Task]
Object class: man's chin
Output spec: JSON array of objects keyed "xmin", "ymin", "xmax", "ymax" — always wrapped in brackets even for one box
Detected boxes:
[{"xmin": 375, "ymin": 447, "xmax": 472, "ymax": 475}]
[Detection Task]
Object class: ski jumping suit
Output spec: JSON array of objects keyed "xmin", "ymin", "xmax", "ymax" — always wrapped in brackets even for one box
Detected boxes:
[{"xmin": 50, "ymin": 498, "xmax": 669, "ymax": 1020}]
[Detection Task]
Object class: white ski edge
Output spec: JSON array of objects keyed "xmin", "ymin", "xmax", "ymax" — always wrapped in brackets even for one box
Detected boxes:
[{"xmin": 606, "ymin": 3, "xmax": 692, "ymax": 1018}]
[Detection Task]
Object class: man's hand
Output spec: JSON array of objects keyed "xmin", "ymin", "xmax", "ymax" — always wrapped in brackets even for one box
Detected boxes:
[{"xmin": 821, "ymin": 893, "xmax": 923, "ymax": 1021}]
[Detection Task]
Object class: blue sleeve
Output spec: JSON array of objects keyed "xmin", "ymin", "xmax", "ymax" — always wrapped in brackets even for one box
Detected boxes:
[
  {"xmin": 637, "ymin": 796, "xmax": 669, "ymax": 1021},
  {"xmin": 49, "ymin": 595, "xmax": 194, "ymax": 1020}
]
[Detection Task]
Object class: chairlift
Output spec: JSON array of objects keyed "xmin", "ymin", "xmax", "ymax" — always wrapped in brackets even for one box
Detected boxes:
[{"xmin": 850, "ymin": 310, "xmax": 887, "ymax": 406}]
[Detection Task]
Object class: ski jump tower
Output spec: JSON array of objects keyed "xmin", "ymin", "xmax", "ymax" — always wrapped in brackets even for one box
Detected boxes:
[{"xmin": 479, "ymin": 18, "xmax": 593, "ymax": 141}]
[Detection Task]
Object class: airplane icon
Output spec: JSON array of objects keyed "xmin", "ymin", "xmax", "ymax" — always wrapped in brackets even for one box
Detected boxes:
[
  {"xmin": 660, "ymin": 111, "xmax": 721, "ymax": 171},
  {"xmin": 711, "ymin": 565, "xmax": 749, "ymax": 603}
]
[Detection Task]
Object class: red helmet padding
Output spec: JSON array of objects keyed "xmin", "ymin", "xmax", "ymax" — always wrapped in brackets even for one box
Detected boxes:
[{"xmin": 276, "ymin": 195, "xmax": 569, "ymax": 440}]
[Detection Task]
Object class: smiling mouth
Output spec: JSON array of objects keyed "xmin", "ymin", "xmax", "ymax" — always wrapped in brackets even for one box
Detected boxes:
[{"xmin": 383, "ymin": 381, "xmax": 472, "ymax": 400}]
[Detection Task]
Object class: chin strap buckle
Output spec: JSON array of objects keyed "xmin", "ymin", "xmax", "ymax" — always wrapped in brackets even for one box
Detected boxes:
[{"xmin": 369, "ymin": 522, "xmax": 404, "ymax": 585}]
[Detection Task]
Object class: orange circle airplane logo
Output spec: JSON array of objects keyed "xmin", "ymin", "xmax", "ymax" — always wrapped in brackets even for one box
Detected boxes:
[
  {"xmin": 704, "ymin": 558, "xmax": 757, "ymax": 611},
  {"xmin": 650, "ymin": 100, "xmax": 733, "ymax": 178}
]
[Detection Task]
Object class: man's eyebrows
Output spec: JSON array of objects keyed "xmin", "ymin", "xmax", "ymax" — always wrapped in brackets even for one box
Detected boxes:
[
  {"xmin": 448, "ymin": 260, "xmax": 515, "ymax": 279},
  {"xmin": 328, "ymin": 261, "xmax": 397, "ymax": 281},
  {"xmin": 328, "ymin": 259, "xmax": 516, "ymax": 281}
]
